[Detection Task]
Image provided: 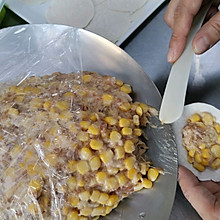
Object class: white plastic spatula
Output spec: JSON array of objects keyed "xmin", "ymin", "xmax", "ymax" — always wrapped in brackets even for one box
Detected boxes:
[{"xmin": 159, "ymin": 2, "xmax": 212, "ymax": 124}]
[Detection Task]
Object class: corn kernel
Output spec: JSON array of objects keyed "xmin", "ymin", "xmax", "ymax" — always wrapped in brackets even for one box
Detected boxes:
[
  {"xmin": 91, "ymin": 206, "xmax": 105, "ymax": 216},
  {"xmin": 201, "ymin": 158, "xmax": 209, "ymax": 166},
  {"xmin": 106, "ymin": 177, "xmax": 118, "ymax": 190},
  {"xmin": 107, "ymin": 195, "xmax": 119, "ymax": 206},
  {"xmin": 201, "ymin": 112, "xmax": 214, "ymax": 125},
  {"xmin": 133, "ymin": 128, "xmax": 142, "ymax": 136},
  {"xmin": 80, "ymin": 121, "xmax": 91, "ymax": 130},
  {"xmin": 44, "ymin": 140, "xmax": 51, "ymax": 148},
  {"xmin": 60, "ymin": 111, "xmax": 72, "ymax": 120},
  {"xmin": 67, "ymin": 211, "xmax": 79, "ymax": 220},
  {"xmin": 62, "ymin": 206, "xmax": 70, "ymax": 216},
  {"xmin": 202, "ymin": 148, "xmax": 211, "ymax": 159},
  {"xmin": 24, "ymin": 86, "xmax": 32, "ymax": 92},
  {"xmin": 64, "ymin": 91, "xmax": 74, "ymax": 98},
  {"xmin": 105, "ymin": 206, "xmax": 113, "ymax": 215},
  {"xmin": 115, "ymin": 146, "xmax": 125, "ymax": 159},
  {"xmin": 15, "ymin": 86, "xmax": 24, "ymax": 94},
  {"xmin": 147, "ymin": 168, "xmax": 159, "ymax": 182},
  {"xmin": 96, "ymin": 171, "xmax": 108, "ymax": 184},
  {"xmin": 79, "ymin": 190, "xmax": 91, "ymax": 201},
  {"xmin": 211, "ymin": 158, "xmax": 220, "ymax": 169},
  {"xmin": 218, "ymin": 134, "xmax": 220, "ymax": 144},
  {"xmin": 27, "ymin": 203, "xmax": 37, "ymax": 214},
  {"xmin": 69, "ymin": 196, "xmax": 80, "ymax": 207},
  {"xmin": 110, "ymin": 131, "xmax": 122, "ymax": 142},
  {"xmin": 88, "ymin": 124, "xmax": 100, "ymax": 135},
  {"xmin": 77, "ymin": 179, "xmax": 85, "ymax": 187},
  {"xmin": 80, "ymin": 147, "xmax": 93, "ymax": 160},
  {"xmin": 133, "ymin": 115, "xmax": 140, "ymax": 126},
  {"xmin": 69, "ymin": 123, "xmax": 77, "ymax": 133},
  {"xmin": 46, "ymin": 153, "xmax": 57, "ymax": 166},
  {"xmin": 105, "ymin": 116, "xmax": 117, "ymax": 126},
  {"xmin": 56, "ymin": 101, "xmax": 69, "ymax": 111},
  {"xmin": 211, "ymin": 144, "xmax": 220, "ymax": 158},
  {"xmin": 90, "ymin": 190, "xmax": 101, "ymax": 202},
  {"xmin": 43, "ymin": 100, "xmax": 51, "ymax": 110},
  {"xmin": 89, "ymin": 156, "xmax": 101, "ymax": 171},
  {"xmin": 67, "ymin": 177, "xmax": 77, "ymax": 191},
  {"xmin": 198, "ymin": 143, "xmax": 206, "ymax": 150},
  {"xmin": 32, "ymin": 87, "xmax": 41, "ymax": 94},
  {"xmin": 102, "ymin": 94, "xmax": 114, "ymax": 106},
  {"xmin": 98, "ymin": 193, "xmax": 109, "ymax": 205},
  {"xmin": 140, "ymin": 163, "xmax": 149, "ymax": 175},
  {"xmin": 80, "ymin": 207, "xmax": 93, "ymax": 216},
  {"xmin": 188, "ymin": 149, "xmax": 196, "ymax": 157},
  {"xmin": 27, "ymin": 164, "xmax": 38, "ymax": 176},
  {"xmin": 134, "ymin": 183, "xmax": 143, "ymax": 191},
  {"xmin": 116, "ymin": 79, "xmax": 123, "ymax": 86},
  {"xmin": 136, "ymin": 106, "xmax": 143, "ymax": 116},
  {"xmin": 30, "ymin": 98, "xmax": 42, "ymax": 109},
  {"xmin": 68, "ymin": 160, "xmax": 77, "ymax": 173},
  {"xmin": 83, "ymin": 74, "xmax": 92, "ymax": 83},
  {"xmin": 124, "ymin": 140, "xmax": 135, "ymax": 153},
  {"xmin": 124, "ymin": 157, "xmax": 136, "ymax": 170},
  {"xmin": 29, "ymin": 179, "xmax": 41, "ymax": 191},
  {"xmin": 77, "ymin": 131, "xmax": 89, "ymax": 142},
  {"xmin": 99, "ymin": 149, "xmax": 113, "ymax": 164},
  {"xmin": 119, "ymin": 102, "xmax": 131, "ymax": 111},
  {"xmin": 15, "ymin": 95, "xmax": 24, "ymax": 103},
  {"xmin": 195, "ymin": 152, "xmax": 202, "ymax": 163},
  {"xmin": 116, "ymin": 173, "xmax": 127, "ymax": 186},
  {"xmin": 77, "ymin": 161, "xmax": 90, "ymax": 175},
  {"xmin": 188, "ymin": 113, "xmax": 201, "ymax": 123},
  {"xmin": 214, "ymin": 123, "xmax": 220, "ymax": 133},
  {"xmin": 193, "ymin": 162, "xmax": 205, "ymax": 172},
  {"xmin": 119, "ymin": 118, "xmax": 131, "ymax": 128},
  {"xmin": 81, "ymin": 111, "xmax": 89, "ymax": 120},
  {"xmin": 127, "ymin": 168, "xmax": 137, "ymax": 180},
  {"xmin": 142, "ymin": 178, "xmax": 153, "ymax": 189},
  {"xmin": 90, "ymin": 139, "xmax": 103, "ymax": 150},
  {"xmin": 120, "ymin": 84, "xmax": 132, "ymax": 94},
  {"xmin": 139, "ymin": 103, "xmax": 149, "ymax": 113},
  {"xmin": 187, "ymin": 155, "xmax": 194, "ymax": 164},
  {"xmin": 121, "ymin": 127, "xmax": 132, "ymax": 136},
  {"xmin": 90, "ymin": 113, "xmax": 97, "ymax": 122},
  {"xmin": 8, "ymin": 107, "xmax": 19, "ymax": 116},
  {"xmin": 107, "ymin": 167, "xmax": 119, "ymax": 175}
]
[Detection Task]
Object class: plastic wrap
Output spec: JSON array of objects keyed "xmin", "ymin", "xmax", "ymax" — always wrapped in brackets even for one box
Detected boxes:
[{"xmin": 0, "ymin": 24, "xmax": 177, "ymax": 220}]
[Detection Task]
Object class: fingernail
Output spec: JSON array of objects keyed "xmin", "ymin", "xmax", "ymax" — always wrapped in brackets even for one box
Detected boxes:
[
  {"xmin": 194, "ymin": 36, "xmax": 210, "ymax": 54},
  {"xmin": 167, "ymin": 48, "xmax": 174, "ymax": 63}
]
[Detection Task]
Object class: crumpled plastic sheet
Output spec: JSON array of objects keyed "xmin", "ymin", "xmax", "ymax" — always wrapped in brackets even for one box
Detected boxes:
[{"xmin": 0, "ymin": 24, "xmax": 177, "ymax": 220}]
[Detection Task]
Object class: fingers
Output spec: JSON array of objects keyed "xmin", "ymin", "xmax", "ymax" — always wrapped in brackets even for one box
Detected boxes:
[
  {"xmin": 200, "ymin": 180, "xmax": 220, "ymax": 194},
  {"xmin": 193, "ymin": 10, "xmax": 220, "ymax": 54},
  {"xmin": 178, "ymin": 166, "xmax": 217, "ymax": 220}
]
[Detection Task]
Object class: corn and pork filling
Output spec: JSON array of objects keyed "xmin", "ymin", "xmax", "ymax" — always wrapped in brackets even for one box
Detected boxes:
[
  {"xmin": 182, "ymin": 112, "xmax": 220, "ymax": 172},
  {"xmin": 0, "ymin": 72, "xmax": 159, "ymax": 219}
]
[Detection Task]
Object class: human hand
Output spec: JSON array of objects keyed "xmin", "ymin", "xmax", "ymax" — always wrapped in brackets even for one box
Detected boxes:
[
  {"xmin": 164, "ymin": 0, "xmax": 220, "ymax": 63},
  {"xmin": 178, "ymin": 165, "xmax": 220, "ymax": 220}
]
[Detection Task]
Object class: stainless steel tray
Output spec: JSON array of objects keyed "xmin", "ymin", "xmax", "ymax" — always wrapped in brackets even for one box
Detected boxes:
[{"xmin": 0, "ymin": 24, "xmax": 177, "ymax": 220}]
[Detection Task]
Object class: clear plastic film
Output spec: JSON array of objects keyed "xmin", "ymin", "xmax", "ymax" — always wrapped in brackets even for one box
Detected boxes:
[{"xmin": 0, "ymin": 24, "xmax": 177, "ymax": 220}]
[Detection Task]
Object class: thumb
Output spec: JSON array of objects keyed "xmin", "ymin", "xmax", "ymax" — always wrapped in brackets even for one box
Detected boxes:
[{"xmin": 193, "ymin": 10, "xmax": 220, "ymax": 54}]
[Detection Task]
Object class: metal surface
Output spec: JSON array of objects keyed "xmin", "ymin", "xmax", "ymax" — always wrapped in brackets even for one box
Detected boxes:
[
  {"xmin": 0, "ymin": 24, "xmax": 177, "ymax": 220},
  {"xmin": 123, "ymin": 1, "xmax": 220, "ymax": 219}
]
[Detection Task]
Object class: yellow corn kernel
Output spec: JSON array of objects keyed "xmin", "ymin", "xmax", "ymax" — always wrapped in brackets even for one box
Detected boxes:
[
  {"xmin": 83, "ymin": 74, "xmax": 92, "ymax": 83},
  {"xmin": 79, "ymin": 190, "xmax": 91, "ymax": 201},
  {"xmin": 43, "ymin": 100, "xmax": 51, "ymax": 110},
  {"xmin": 115, "ymin": 146, "xmax": 125, "ymax": 159},
  {"xmin": 127, "ymin": 168, "xmax": 137, "ymax": 180},
  {"xmin": 29, "ymin": 179, "xmax": 41, "ymax": 191},
  {"xmin": 110, "ymin": 131, "xmax": 122, "ymax": 142},
  {"xmin": 195, "ymin": 152, "xmax": 202, "ymax": 163},
  {"xmin": 187, "ymin": 155, "xmax": 194, "ymax": 164},
  {"xmin": 30, "ymin": 98, "xmax": 42, "ymax": 109},
  {"xmin": 105, "ymin": 116, "xmax": 117, "ymax": 126},
  {"xmin": 193, "ymin": 162, "xmax": 205, "ymax": 172},
  {"xmin": 211, "ymin": 158, "xmax": 220, "ymax": 169},
  {"xmin": 119, "ymin": 102, "xmax": 131, "ymax": 111},
  {"xmin": 57, "ymin": 185, "xmax": 66, "ymax": 194},
  {"xmin": 116, "ymin": 173, "xmax": 127, "ymax": 186},
  {"xmin": 67, "ymin": 177, "xmax": 77, "ymax": 191},
  {"xmin": 20, "ymin": 162, "xmax": 25, "ymax": 169},
  {"xmin": 120, "ymin": 84, "xmax": 132, "ymax": 94},
  {"xmin": 119, "ymin": 118, "xmax": 131, "ymax": 128},
  {"xmin": 56, "ymin": 101, "xmax": 69, "ymax": 111},
  {"xmin": 80, "ymin": 147, "xmax": 93, "ymax": 160},
  {"xmin": 188, "ymin": 149, "xmax": 196, "ymax": 157},
  {"xmin": 133, "ymin": 128, "xmax": 142, "ymax": 136},
  {"xmin": 27, "ymin": 203, "xmax": 37, "ymax": 214},
  {"xmin": 90, "ymin": 113, "xmax": 97, "ymax": 122},
  {"xmin": 202, "ymin": 148, "xmax": 211, "ymax": 159},
  {"xmin": 27, "ymin": 164, "xmax": 38, "ymax": 176},
  {"xmin": 69, "ymin": 196, "xmax": 80, "ymax": 207},
  {"xmin": 140, "ymin": 163, "xmax": 149, "ymax": 175},
  {"xmin": 139, "ymin": 103, "xmax": 149, "ymax": 113},
  {"xmin": 133, "ymin": 115, "xmax": 140, "ymax": 126},
  {"xmin": 81, "ymin": 111, "xmax": 89, "ymax": 120},
  {"xmin": 80, "ymin": 121, "xmax": 91, "ymax": 130},
  {"xmin": 134, "ymin": 183, "xmax": 143, "ymax": 192},
  {"xmin": 218, "ymin": 134, "xmax": 220, "ymax": 144},
  {"xmin": 10, "ymin": 85, "xmax": 16, "ymax": 93},
  {"xmin": 43, "ymin": 140, "xmax": 51, "ymax": 148},
  {"xmin": 77, "ymin": 131, "xmax": 89, "ymax": 142},
  {"xmin": 105, "ymin": 206, "xmax": 113, "ymax": 215},
  {"xmin": 124, "ymin": 157, "xmax": 136, "ymax": 170},
  {"xmin": 64, "ymin": 91, "xmax": 74, "ymax": 98},
  {"xmin": 88, "ymin": 124, "xmax": 100, "ymax": 135},
  {"xmin": 106, "ymin": 177, "xmax": 118, "ymax": 190},
  {"xmin": 80, "ymin": 207, "xmax": 93, "ymax": 216},
  {"xmin": 67, "ymin": 210, "xmax": 79, "ymax": 220},
  {"xmin": 188, "ymin": 113, "xmax": 201, "ymax": 123},
  {"xmin": 89, "ymin": 156, "xmax": 101, "ymax": 171},
  {"xmin": 32, "ymin": 87, "xmax": 41, "ymax": 94},
  {"xmin": 15, "ymin": 95, "xmax": 24, "ymax": 103},
  {"xmin": 99, "ymin": 149, "xmax": 113, "ymax": 164},
  {"xmin": 116, "ymin": 79, "xmax": 123, "ymax": 86},
  {"xmin": 8, "ymin": 107, "xmax": 19, "ymax": 116},
  {"xmin": 142, "ymin": 178, "xmax": 153, "ymax": 189},
  {"xmin": 106, "ymin": 195, "xmax": 119, "ymax": 207},
  {"xmin": 201, "ymin": 158, "xmax": 209, "ymax": 166},
  {"xmin": 147, "ymin": 168, "xmax": 159, "ymax": 182},
  {"xmin": 23, "ymin": 86, "xmax": 31, "ymax": 92},
  {"xmin": 201, "ymin": 112, "xmax": 214, "ymax": 125},
  {"xmin": 60, "ymin": 111, "xmax": 72, "ymax": 121},
  {"xmin": 124, "ymin": 140, "xmax": 135, "ymax": 153},
  {"xmin": 102, "ymin": 94, "xmax": 114, "ymax": 106},
  {"xmin": 214, "ymin": 123, "xmax": 220, "ymax": 133},
  {"xmin": 68, "ymin": 160, "xmax": 77, "ymax": 173},
  {"xmin": 98, "ymin": 193, "xmax": 109, "ymax": 205},
  {"xmin": 90, "ymin": 190, "xmax": 101, "ymax": 202},
  {"xmin": 91, "ymin": 206, "xmax": 105, "ymax": 217},
  {"xmin": 69, "ymin": 123, "xmax": 77, "ymax": 133},
  {"xmin": 90, "ymin": 139, "xmax": 103, "ymax": 150},
  {"xmin": 211, "ymin": 144, "xmax": 220, "ymax": 158},
  {"xmin": 15, "ymin": 86, "xmax": 24, "ymax": 94},
  {"xmin": 61, "ymin": 206, "xmax": 70, "ymax": 216},
  {"xmin": 77, "ymin": 178, "xmax": 85, "ymax": 187},
  {"xmin": 96, "ymin": 171, "xmax": 108, "ymax": 184},
  {"xmin": 46, "ymin": 153, "xmax": 57, "ymax": 166},
  {"xmin": 77, "ymin": 160, "xmax": 90, "ymax": 175},
  {"xmin": 136, "ymin": 106, "xmax": 143, "ymax": 116},
  {"xmin": 199, "ymin": 143, "xmax": 206, "ymax": 150},
  {"xmin": 121, "ymin": 127, "xmax": 132, "ymax": 136}
]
